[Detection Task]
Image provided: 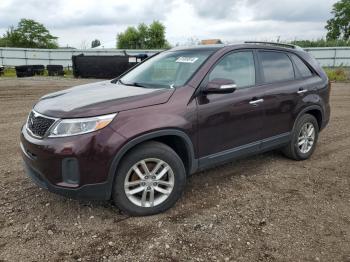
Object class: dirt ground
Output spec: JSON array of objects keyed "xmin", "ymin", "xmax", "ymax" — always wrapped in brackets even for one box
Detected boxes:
[{"xmin": 0, "ymin": 77, "xmax": 349, "ymax": 262}]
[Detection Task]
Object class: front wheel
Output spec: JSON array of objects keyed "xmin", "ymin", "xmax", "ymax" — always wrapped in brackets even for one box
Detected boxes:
[
  {"xmin": 282, "ymin": 114, "xmax": 319, "ymax": 160},
  {"xmin": 112, "ymin": 141, "xmax": 186, "ymax": 216}
]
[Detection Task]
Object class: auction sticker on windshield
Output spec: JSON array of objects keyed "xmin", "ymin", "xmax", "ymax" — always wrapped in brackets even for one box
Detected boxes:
[{"xmin": 176, "ymin": 57, "xmax": 198, "ymax": 63}]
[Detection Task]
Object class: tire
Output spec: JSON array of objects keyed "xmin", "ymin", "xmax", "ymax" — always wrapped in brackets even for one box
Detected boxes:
[
  {"xmin": 282, "ymin": 114, "xmax": 319, "ymax": 160},
  {"xmin": 112, "ymin": 141, "xmax": 186, "ymax": 216}
]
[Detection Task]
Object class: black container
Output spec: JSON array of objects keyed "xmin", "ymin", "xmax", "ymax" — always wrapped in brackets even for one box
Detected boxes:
[
  {"xmin": 32, "ymin": 65, "xmax": 45, "ymax": 75},
  {"xmin": 72, "ymin": 54, "xmax": 148, "ymax": 79},
  {"xmin": 15, "ymin": 65, "xmax": 34, "ymax": 77},
  {"xmin": 47, "ymin": 65, "xmax": 64, "ymax": 76},
  {"xmin": 15, "ymin": 65, "xmax": 45, "ymax": 77}
]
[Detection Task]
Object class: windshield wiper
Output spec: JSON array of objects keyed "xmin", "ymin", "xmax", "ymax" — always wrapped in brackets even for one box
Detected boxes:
[
  {"xmin": 118, "ymin": 80, "xmax": 171, "ymax": 89},
  {"xmin": 119, "ymin": 81, "xmax": 147, "ymax": 88},
  {"xmin": 116, "ymin": 79, "xmax": 126, "ymax": 85},
  {"xmin": 131, "ymin": 82, "xmax": 147, "ymax": 88},
  {"xmin": 116, "ymin": 78, "xmax": 145, "ymax": 87}
]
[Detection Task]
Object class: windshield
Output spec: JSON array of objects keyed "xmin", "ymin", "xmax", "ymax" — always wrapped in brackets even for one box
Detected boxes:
[{"xmin": 119, "ymin": 50, "xmax": 214, "ymax": 88}]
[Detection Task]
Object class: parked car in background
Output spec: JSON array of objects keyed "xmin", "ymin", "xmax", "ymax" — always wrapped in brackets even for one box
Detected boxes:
[{"xmin": 21, "ymin": 42, "xmax": 330, "ymax": 216}]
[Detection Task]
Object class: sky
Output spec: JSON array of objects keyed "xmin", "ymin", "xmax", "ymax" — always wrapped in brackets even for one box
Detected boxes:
[{"xmin": 0, "ymin": 0, "xmax": 338, "ymax": 48}]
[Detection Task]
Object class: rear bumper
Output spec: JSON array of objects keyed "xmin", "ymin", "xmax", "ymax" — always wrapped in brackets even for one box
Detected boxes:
[{"xmin": 321, "ymin": 103, "xmax": 331, "ymax": 130}]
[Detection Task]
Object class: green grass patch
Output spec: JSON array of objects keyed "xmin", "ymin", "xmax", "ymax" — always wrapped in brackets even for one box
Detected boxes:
[
  {"xmin": 324, "ymin": 67, "xmax": 350, "ymax": 82},
  {"xmin": 1, "ymin": 67, "xmax": 73, "ymax": 78},
  {"xmin": 64, "ymin": 68, "xmax": 73, "ymax": 77},
  {"xmin": 2, "ymin": 67, "xmax": 17, "ymax": 77}
]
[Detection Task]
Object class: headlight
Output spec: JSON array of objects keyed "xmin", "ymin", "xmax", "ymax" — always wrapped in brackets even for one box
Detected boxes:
[{"xmin": 49, "ymin": 113, "xmax": 117, "ymax": 137}]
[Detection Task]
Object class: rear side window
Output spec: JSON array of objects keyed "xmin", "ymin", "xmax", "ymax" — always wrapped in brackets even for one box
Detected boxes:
[
  {"xmin": 290, "ymin": 54, "xmax": 313, "ymax": 78},
  {"xmin": 259, "ymin": 51, "xmax": 294, "ymax": 83},
  {"xmin": 209, "ymin": 51, "xmax": 255, "ymax": 88}
]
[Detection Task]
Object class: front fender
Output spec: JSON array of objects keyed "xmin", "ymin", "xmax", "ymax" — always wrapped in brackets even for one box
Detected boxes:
[{"xmin": 104, "ymin": 129, "xmax": 198, "ymax": 200}]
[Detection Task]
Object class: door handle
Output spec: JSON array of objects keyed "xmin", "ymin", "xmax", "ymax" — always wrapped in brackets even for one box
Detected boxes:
[
  {"xmin": 297, "ymin": 88, "xmax": 307, "ymax": 94},
  {"xmin": 249, "ymin": 98, "xmax": 264, "ymax": 105}
]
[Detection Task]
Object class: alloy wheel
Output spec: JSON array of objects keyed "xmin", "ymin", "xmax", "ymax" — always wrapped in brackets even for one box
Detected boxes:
[
  {"xmin": 297, "ymin": 122, "xmax": 315, "ymax": 154},
  {"xmin": 124, "ymin": 158, "xmax": 175, "ymax": 207}
]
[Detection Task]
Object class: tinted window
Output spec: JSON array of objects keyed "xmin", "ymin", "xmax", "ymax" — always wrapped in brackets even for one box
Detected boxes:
[
  {"xmin": 290, "ymin": 54, "xmax": 313, "ymax": 78},
  {"xmin": 259, "ymin": 51, "xmax": 294, "ymax": 83},
  {"xmin": 209, "ymin": 51, "xmax": 255, "ymax": 88}
]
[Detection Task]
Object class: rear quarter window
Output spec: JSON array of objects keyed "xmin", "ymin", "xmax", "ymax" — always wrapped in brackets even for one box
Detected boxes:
[
  {"xmin": 259, "ymin": 51, "xmax": 295, "ymax": 83},
  {"xmin": 290, "ymin": 54, "xmax": 313, "ymax": 78}
]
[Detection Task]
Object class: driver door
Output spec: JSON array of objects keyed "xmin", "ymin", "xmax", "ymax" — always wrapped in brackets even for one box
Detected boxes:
[{"xmin": 196, "ymin": 50, "xmax": 265, "ymax": 167}]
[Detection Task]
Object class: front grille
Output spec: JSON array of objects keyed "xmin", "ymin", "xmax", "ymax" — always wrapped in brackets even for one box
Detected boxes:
[{"xmin": 27, "ymin": 111, "xmax": 56, "ymax": 137}]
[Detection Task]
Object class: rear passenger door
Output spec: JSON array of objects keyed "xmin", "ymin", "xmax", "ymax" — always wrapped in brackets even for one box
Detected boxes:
[{"xmin": 257, "ymin": 50, "xmax": 315, "ymax": 144}]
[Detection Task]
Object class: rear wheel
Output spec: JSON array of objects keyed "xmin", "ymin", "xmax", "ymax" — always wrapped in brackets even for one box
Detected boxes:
[
  {"xmin": 282, "ymin": 114, "xmax": 319, "ymax": 160},
  {"xmin": 112, "ymin": 141, "xmax": 186, "ymax": 216}
]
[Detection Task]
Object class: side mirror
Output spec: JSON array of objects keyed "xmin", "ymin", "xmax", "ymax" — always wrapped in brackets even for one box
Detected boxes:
[{"xmin": 204, "ymin": 78, "xmax": 237, "ymax": 94}]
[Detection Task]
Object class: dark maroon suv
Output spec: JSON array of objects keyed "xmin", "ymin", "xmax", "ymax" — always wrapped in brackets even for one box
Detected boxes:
[{"xmin": 21, "ymin": 42, "xmax": 330, "ymax": 216}]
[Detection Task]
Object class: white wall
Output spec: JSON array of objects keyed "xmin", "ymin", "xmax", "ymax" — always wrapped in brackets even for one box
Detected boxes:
[
  {"xmin": 304, "ymin": 47, "xmax": 350, "ymax": 67},
  {"xmin": 1, "ymin": 46, "xmax": 349, "ymax": 67},
  {"xmin": 0, "ymin": 47, "xmax": 159, "ymax": 67}
]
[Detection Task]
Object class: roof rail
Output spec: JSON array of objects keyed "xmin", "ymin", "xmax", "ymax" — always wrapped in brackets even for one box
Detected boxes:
[{"xmin": 244, "ymin": 41, "xmax": 303, "ymax": 50}]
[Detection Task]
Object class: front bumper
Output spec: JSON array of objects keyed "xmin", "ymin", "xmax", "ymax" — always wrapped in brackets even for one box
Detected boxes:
[
  {"xmin": 22, "ymin": 158, "xmax": 111, "ymax": 200},
  {"xmin": 20, "ymin": 125, "xmax": 126, "ymax": 200}
]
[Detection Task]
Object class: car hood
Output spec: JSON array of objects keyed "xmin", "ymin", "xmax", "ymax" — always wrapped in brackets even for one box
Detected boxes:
[{"xmin": 34, "ymin": 80, "xmax": 175, "ymax": 118}]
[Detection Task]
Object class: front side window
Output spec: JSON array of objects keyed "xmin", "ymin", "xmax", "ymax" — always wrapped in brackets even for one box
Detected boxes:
[
  {"xmin": 119, "ymin": 50, "xmax": 214, "ymax": 88},
  {"xmin": 209, "ymin": 51, "xmax": 256, "ymax": 88},
  {"xmin": 259, "ymin": 51, "xmax": 295, "ymax": 83},
  {"xmin": 290, "ymin": 54, "xmax": 313, "ymax": 78}
]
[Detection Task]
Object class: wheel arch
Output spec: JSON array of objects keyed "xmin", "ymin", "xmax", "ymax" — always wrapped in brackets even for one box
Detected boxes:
[
  {"xmin": 105, "ymin": 129, "xmax": 198, "ymax": 199},
  {"xmin": 294, "ymin": 105, "xmax": 324, "ymax": 131}
]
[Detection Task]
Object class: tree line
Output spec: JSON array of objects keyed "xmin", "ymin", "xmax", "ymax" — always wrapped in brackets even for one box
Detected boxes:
[
  {"xmin": 116, "ymin": 21, "xmax": 170, "ymax": 49},
  {"xmin": 291, "ymin": 0, "xmax": 350, "ymax": 47},
  {"xmin": 0, "ymin": 19, "xmax": 169, "ymax": 49},
  {"xmin": 0, "ymin": 0, "xmax": 349, "ymax": 49},
  {"xmin": 0, "ymin": 19, "xmax": 58, "ymax": 49}
]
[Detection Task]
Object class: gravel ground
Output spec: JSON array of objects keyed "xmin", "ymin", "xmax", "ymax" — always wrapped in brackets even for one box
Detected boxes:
[{"xmin": 0, "ymin": 78, "xmax": 349, "ymax": 262}]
